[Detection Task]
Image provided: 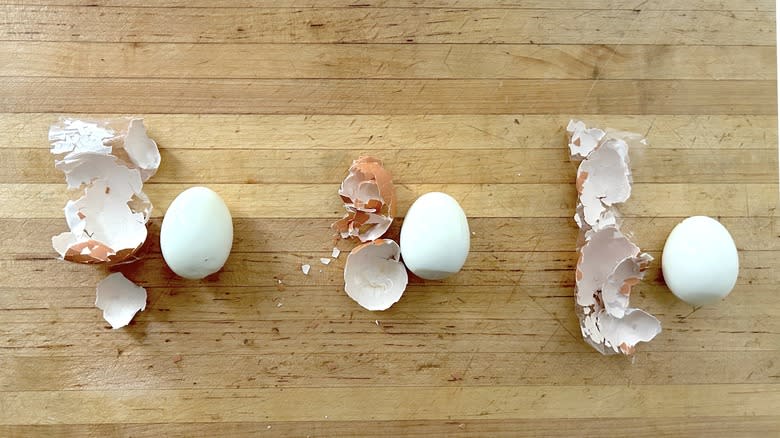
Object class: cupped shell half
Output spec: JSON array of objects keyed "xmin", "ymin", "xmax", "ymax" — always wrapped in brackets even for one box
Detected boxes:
[{"xmin": 344, "ymin": 239, "xmax": 408, "ymax": 311}]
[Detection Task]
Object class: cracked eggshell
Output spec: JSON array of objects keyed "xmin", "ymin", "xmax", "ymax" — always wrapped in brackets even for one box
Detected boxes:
[
  {"xmin": 344, "ymin": 239, "xmax": 408, "ymax": 311},
  {"xmin": 332, "ymin": 156, "xmax": 396, "ymax": 242},
  {"xmin": 601, "ymin": 253, "xmax": 653, "ymax": 318},
  {"xmin": 160, "ymin": 187, "xmax": 233, "ymax": 280},
  {"xmin": 400, "ymin": 192, "xmax": 470, "ymax": 280},
  {"xmin": 567, "ymin": 119, "xmax": 606, "ymax": 160},
  {"xmin": 49, "ymin": 118, "xmax": 158, "ymax": 265},
  {"xmin": 575, "ymin": 226, "xmax": 639, "ymax": 308},
  {"xmin": 576, "ymin": 138, "xmax": 632, "ymax": 228},
  {"xmin": 662, "ymin": 216, "xmax": 739, "ymax": 306},
  {"xmin": 583, "ymin": 308, "xmax": 662, "ymax": 355},
  {"xmin": 568, "ymin": 120, "xmax": 659, "ymax": 355},
  {"xmin": 95, "ymin": 272, "xmax": 147, "ymax": 329}
]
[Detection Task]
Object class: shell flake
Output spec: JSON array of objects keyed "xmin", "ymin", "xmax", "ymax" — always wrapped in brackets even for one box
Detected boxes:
[
  {"xmin": 568, "ymin": 120, "xmax": 660, "ymax": 355},
  {"xmin": 95, "ymin": 272, "xmax": 147, "ymax": 329}
]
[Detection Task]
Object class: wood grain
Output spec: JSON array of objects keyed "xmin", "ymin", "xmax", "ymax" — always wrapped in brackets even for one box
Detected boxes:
[
  {"xmin": 0, "ymin": 6, "xmax": 774, "ymax": 45},
  {"xmin": 0, "ymin": 1, "xmax": 777, "ymax": 436},
  {"xmin": 2, "ymin": 43, "xmax": 775, "ymax": 80},
  {"xmin": 1, "ymin": 78, "xmax": 775, "ymax": 114}
]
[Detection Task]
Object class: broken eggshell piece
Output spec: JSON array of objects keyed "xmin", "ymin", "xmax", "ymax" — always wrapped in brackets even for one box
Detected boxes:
[
  {"xmin": 50, "ymin": 118, "xmax": 159, "ymax": 264},
  {"xmin": 567, "ymin": 119, "xmax": 606, "ymax": 160},
  {"xmin": 344, "ymin": 239, "xmax": 408, "ymax": 311},
  {"xmin": 568, "ymin": 120, "xmax": 660, "ymax": 355},
  {"xmin": 576, "ymin": 138, "xmax": 632, "ymax": 229},
  {"xmin": 160, "ymin": 187, "xmax": 234, "ymax": 280},
  {"xmin": 332, "ymin": 156, "xmax": 396, "ymax": 242},
  {"xmin": 95, "ymin": 272, "xmax": 147, "ymax": 329}
]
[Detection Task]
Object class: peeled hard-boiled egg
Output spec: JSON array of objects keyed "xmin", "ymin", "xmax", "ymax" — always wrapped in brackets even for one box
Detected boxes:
[
  {"xmin": 160, "ymin": 187, "xmax": 233, "ymax": 280},
  {"xmin": 661, "ymin": 216, "xmax": 739, "ymax": 306},
  {"xmin": 400, "ymin": 192, "xmax": 470, "ymax": 280}
]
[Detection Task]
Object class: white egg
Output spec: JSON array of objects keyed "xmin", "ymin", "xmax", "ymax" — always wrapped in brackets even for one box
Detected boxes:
[
  {"xmin": 400, "ymin": 192, "xmax": 470, "ymax": 280},
  {"xmin": 661, "ymin": 216, "xmax": 739, "ymax": 306},
  {"xmin": 160, "ymin": 187, "xmax": 233, "ymax": 280}
]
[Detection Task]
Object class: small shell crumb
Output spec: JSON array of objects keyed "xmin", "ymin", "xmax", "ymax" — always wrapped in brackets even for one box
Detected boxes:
[
  {"xmin": 320, "ymin": 258, "xmax": 331, "ymax": 265},
  {"xmin": 301, "ymin": 264, "xmax": 311, "ymax": 275}
]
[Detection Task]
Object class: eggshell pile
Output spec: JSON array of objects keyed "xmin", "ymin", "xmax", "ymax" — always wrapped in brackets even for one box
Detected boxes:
[
  {"xmin": 567, "ymin": 120, "xmax": 661, "ymax": 355},
  {"xmin": 662, "ymin": 216, "xmax": 739, "ymax": 306},
  {"xmin": 160, "ymin": 187, "xmax": 234, "ymax": 280},
  {"xmin": 400, "ymin": 192, "xmax": 470, "ymax": 280},
  {"xmin": 49, "ymin": 118, "xmax": 160, "ymax": 264},
  {"xmin": 50, "ymin": 117, "xmax": 160, "ymax": 329}
]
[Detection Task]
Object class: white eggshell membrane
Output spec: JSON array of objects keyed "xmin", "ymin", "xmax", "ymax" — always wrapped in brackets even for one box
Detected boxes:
[
  {"xmin": 160, "ymin": 187, "xmax": 234, "ymax": 280},
  {"xmin": 568, "ymin": 120, "xmax": 661, "ymax": 355},
  {"xmin": 344, "ymin": 239, "xmax": 408, "ymax": 311},
  {"xmin": 400, "ymin": 192, "xmax": 470, "ymax": 280},
  {"xmin": 95, "ymin": 272, "xmax": 147, "ymax": 329},
  {"xmin": 49, "ymin": 118, "xmax": 160, "ymax": 265},
  {"xmin": 662, "ymin": 216, "xmax": 739, "ymax": 306}
]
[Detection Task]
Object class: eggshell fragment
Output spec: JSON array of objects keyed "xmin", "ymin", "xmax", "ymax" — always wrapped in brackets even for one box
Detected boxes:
[
  {"xmin": 581, "ymin": 308, "xmax": 662, "ymax": 355},
  {"xmin": 576, "ymin": 226, "xmax": 642, "ymax": 309},
  {"xmin": 567, "ymin": 119, "xmax": 606, "ymax": 160},
  {"xmin": 95, "ymin": 272, "xmax": 147, "ymax": 329},
  {"xmin": 567, "ymin": 120, "xmax": 660, "ymax": 355},
  {"xmin": 344, "ymin": 239, "xmax": 408, "ymax": 311},
  {"xmin": 49, "ymin": 118, "xmax": 159, "ymax": 265},
  {"xmin": 601, "ymin": 253, "xmax": 653, "ymax": 318},
  {"xmin": 332, "ymin": 157, "xmax": 396, "ymax": 242},
  {"xmin": 576, "ymin": 138, "xmax": 632, "ymax": 229}
]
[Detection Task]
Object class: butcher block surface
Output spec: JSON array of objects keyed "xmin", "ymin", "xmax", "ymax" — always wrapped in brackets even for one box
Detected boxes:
[{"xmin": 0, "ymin": 1, "xmax": 779, "ymax": 436}]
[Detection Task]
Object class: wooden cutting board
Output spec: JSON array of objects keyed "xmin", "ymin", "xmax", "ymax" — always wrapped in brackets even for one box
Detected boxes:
[{"xmin": 1, "ymin": 1, "xmax": 778, "ymax": 436}]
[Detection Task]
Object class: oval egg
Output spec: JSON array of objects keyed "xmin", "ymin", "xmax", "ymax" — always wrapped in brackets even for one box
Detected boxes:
[
  {"xmin": 400, "ymin": 192, "xmax": 470, "ymax": 280},
  {"xmin": 160, "ymin": 186, "xmax": 234, "ymax": 280},
  {"xmin": 661, "ymin": 216, "xmax": 739, "ymax": 306}
]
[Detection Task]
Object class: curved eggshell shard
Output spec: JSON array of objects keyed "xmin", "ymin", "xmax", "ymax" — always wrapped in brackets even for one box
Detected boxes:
[
  {"xmin": 95, "ymin": 272, "xmax": 147, "ymax": 329},
  {"xmin": 601, "ymin": 253, "xmax": 653, "ymax": 318},
  {"xmin": 332, "ymin": 156, "xmax": 396, "ymax": 242},
  {"xmin": 343, "ymin": 239, "xmax": 408, "ymax": 311},
  {"xmin": 567, "ymin": 119, "xmax": 606, "ymax": 160},
  {"xmin": 576, "ymin": 138, "xmax": 632, "ymax": 228},
  {"xmin": 580, "ymin": 308, "xmax": 661, "ymax": 355},
  {"xmin": 121, "ymin": 118, "xmax": 161, "ymax": 181},
  {"xmin": 575, "ymin": 226, "xmax": 639, "ymax": 308}
]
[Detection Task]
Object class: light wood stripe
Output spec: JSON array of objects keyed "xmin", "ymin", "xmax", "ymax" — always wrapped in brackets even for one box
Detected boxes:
[
  {"xmin": 1, "ymin": 42, "xmax": 774, "ymax": 80},
  {"xmin": 3, "ymin": 114, "xmax": 776, "ymax": 150},
  {"xmin": 1, "ymin": 78, "xmax": 775, "ymax": 114}
]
